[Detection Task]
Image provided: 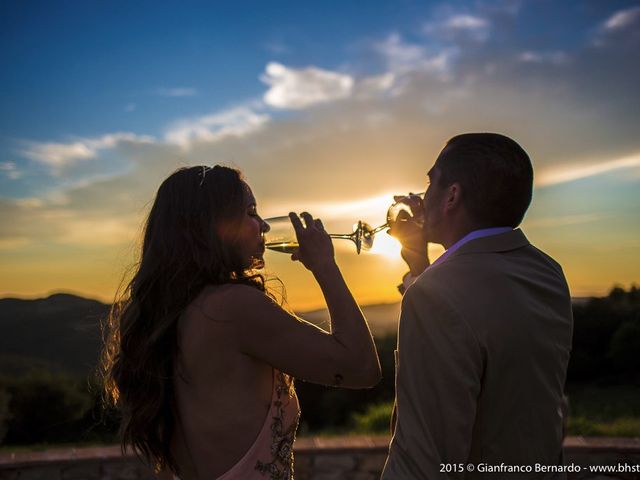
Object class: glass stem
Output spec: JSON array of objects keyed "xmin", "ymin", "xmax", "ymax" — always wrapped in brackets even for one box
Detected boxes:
[
  {"xmin": 329, "ymin": 233, "xmax": 356, "ymax": 240},
  {"xmin": 370, "ymin": 223, "xmax": 389, "ymax": 235}
]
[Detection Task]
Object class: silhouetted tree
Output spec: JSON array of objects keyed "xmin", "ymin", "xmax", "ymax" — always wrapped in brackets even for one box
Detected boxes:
[
  {"xmin": 1, "ymin": 370, "xmax": 91, "ymax": 444},
  {"xmin": 568, "ymin": 285, "xmax": 640, "ymax": 383},
  {"xmin": 609, "ymin": 316, "xmax": 640, "ymax": 372},
  {"xmin": 0, "ymin": 388, "xmax": 10, "ymax": 444}
]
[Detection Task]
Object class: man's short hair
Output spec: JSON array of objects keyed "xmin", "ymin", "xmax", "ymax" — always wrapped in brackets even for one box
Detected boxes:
[{"xmin": 436, "ymin": 133, "xmax": 533, "ymax": 228}]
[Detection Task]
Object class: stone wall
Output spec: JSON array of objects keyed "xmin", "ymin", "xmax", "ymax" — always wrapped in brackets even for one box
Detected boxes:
[{"xmin": 0, "ymin": 436, "xmax": 639, "ymax": 479}]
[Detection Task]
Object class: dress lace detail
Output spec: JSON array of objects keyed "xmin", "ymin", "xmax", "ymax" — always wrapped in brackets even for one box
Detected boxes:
[{"xmin": 254, "ymin": 372, "xmax": 300, "ymax": 479}]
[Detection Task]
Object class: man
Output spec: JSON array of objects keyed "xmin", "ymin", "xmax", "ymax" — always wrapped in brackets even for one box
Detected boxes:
[{"xmin": 382, "ymin": 133, "xmax": 573, "ymax": 479}]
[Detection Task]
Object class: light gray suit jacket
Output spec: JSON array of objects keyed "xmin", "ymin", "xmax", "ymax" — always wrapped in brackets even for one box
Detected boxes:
[{"xmin": 381, "ymin": 229, "xmax": 573, "ymax": 479}]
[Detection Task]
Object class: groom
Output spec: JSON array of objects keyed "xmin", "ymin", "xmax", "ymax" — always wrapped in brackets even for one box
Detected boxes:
[{"xmin": 382, "ymin": 133, "xmax": 573, "ymax": 479}]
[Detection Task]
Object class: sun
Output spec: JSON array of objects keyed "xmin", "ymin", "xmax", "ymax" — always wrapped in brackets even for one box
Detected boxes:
[{"xmin": 368, "ymin": 232, "xmax": 402, "ymax": 259}]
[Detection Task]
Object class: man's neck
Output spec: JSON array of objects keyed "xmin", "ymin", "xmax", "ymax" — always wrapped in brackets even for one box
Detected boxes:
[{"xmin": 441, "ymin": 225, "xmax": 480, "ymax": 250}]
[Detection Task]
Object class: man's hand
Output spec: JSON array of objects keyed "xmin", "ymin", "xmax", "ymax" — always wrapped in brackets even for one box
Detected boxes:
[{"xmin": 388, "ymin": 196, "xmax": 429, "ymax": 276}]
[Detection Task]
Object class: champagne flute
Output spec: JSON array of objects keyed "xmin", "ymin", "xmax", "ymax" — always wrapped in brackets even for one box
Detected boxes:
[
  {"xmin": 263, "ymin": 216, "xmax": 375, "ymax": 255},
  {"xmin": 374, "ymin": 191, "xmax": 425, "ymax": 233}
]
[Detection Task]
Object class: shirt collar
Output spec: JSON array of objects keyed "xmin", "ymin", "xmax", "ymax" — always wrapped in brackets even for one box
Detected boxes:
[{"xmin": 429, "ymin": 226, "xmax": 513, "ymax": 269}]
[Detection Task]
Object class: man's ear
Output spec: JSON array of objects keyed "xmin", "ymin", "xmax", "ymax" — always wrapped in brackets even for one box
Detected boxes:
[{"xmin": 444, "ymin": 182, "xmax": 463, "ymax": 213}]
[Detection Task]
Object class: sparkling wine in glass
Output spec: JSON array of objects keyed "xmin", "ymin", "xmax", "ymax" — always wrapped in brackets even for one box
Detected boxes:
[
  {"xmin": 381, "ymin": 192, "xmax": 425, "ymax": 231},
  {"xmin": 263, "ymin": 217, "xmax": 376, "ymax": 255},
  {"xmin": 263, "ymin": 216, "xmax": 299, "ymax": 254},
  {"xmin": 362, "ymin": 192, "xmax": 425, "ymax": 243}
]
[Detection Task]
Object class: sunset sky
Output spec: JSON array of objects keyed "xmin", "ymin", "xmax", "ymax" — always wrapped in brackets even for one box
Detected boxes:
[{"xmin": 1, "ymin": 0, "xmax": 639, "ymax": 310}]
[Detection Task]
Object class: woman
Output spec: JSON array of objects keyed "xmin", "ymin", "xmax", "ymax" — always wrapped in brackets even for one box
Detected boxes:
[{"xmin": 101, "ymin": 165, "xmax": 381, "ymax": 479}]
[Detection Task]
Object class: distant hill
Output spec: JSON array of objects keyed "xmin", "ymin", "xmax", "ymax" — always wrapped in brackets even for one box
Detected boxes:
[
  {"xmin": 0, "ymin": 293, "xmax": 401, "ymax": 378},
  {"xmin": 0, "ymin": 293, "xmax": 109, "ymax": 376},
  {"xmin": 299, "ymin": 302, "xmax": 400, "ymax": 336}
]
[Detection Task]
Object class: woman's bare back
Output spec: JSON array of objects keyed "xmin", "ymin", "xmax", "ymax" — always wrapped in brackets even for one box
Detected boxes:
[{"xmin": 172, "ymin": 285, "xmax": 273, "ymax": 478}]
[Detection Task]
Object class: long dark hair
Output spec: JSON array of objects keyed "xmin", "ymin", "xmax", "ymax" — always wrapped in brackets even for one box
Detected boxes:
[{"xmin": 100, "ymin": 165, "xmax": 267, "ymax": 473}]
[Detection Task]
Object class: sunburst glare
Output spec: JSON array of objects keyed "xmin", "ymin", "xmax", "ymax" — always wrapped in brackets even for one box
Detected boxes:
[{"xmin": 368, "ymin": 232, "xmax": 402, "ymax": 259}]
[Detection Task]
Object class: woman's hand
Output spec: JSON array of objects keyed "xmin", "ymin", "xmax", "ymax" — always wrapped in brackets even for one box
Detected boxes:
[{"xmin": 289, "ymin": 212, "xmax": 335, "ymax": 272}]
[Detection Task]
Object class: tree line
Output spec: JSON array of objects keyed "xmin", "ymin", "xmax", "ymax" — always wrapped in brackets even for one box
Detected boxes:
[{"xmin": 0, "ymin": 285, "xmax": 638, "ymax": 445}]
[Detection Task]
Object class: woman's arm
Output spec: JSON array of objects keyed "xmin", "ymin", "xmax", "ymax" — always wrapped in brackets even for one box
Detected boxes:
[{"xmin": 209, "ymin": 212, "xmax": 381, "ymax": 388}]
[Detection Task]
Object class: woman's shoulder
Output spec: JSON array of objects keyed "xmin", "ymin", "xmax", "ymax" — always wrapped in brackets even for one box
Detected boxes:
[
  {"xmin": 196, "ymin": 283, "xmax": 274, "ymax": 320},
  {"xmin": 201, "ymin": 282, "xmax": 270, "ymax": 302}
]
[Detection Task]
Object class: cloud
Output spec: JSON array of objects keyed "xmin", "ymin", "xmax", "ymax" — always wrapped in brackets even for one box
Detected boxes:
[
  {"xmin": 536, "ymin": 153, "xmax": 640, "ymax": 187},
  {"xmin": 374, "ymin": 34, "xmax": 425, "ymax": 72},
  {"xmin": 0, "ymin": 236, "xmax": 31, "ymax": 250},
  {"xmin": 261, "ymin": 62, "xmax": 354, "ymax": 109},
  {"xmin": 518, "ymin": 51, "xmax": 568, "ymax": 65},
  {"xmin": 373, "ymin": 34, "xmax": 456, "ymax": 77},
  {"xmin": 0, "ymin": 195, "xmax": 142, "ymax": 251},
  {"xmin": 263, "ymin": 41, "xmax": 291, "ymax": 55},
  {"xmin": 445, "ymin": 15, "xmax": 488, "ymax": 30},
  {"xmin": 56, "ymin": 217, "xmax": 140, "ymax": 246},
  {"xmin": 155, "ymin": 87, "xmax": 198, "ymax": 97},
  {"xmin": 593, "ymin": 6, "xmax": 640, "ymax": 47},
  {"xmin": 14, "ymin": 198, "xmax": 44, "ymax": 208},
  {"xmin": 272, "ymin": 192, "xmax": 399, "ymax": 223},
  {"xmin": 22, "ymin": 133, "xmax": 155, "ymax": 167},
  {"xmin": 524, "ymin": 213, "xmax": 605, "ymax": 229},
  {"xmin": 0, "ymin": 161, "xmax": 23, "ymax": 180},
  {"xmin": 164, "ymin": 105, "xmax": 270, "ymax": 149},
  {"xmin": 22, "ymin": 103, "xmax": 271, "ymax": 169},
  {"xmin": 602, "ymin": 6, "xmax": 640, "ymax": 32},
  {"xmin": 23, "ymin": 142, "xmax": 94, "ymax": 166},
  {"xmin": 355, "ymin": 73, "xmax": 396, "ymax": 98},
  {"xmin": 424, "ymin": 14, "xmax": 491, "ymax": 42}
]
